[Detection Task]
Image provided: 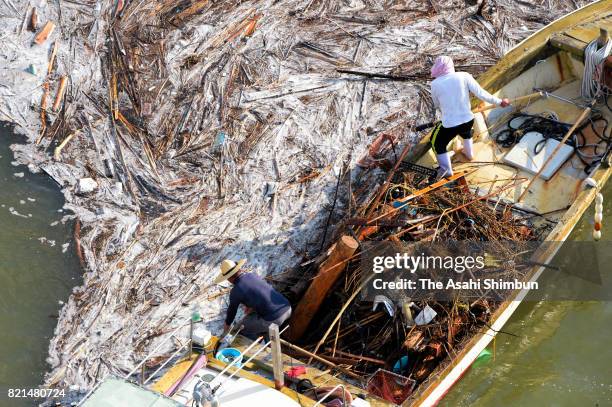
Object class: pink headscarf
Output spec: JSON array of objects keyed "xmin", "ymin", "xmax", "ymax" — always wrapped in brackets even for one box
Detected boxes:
[{"xmin": 431, "ymin": 56, "xmax": 455, "ymax": 78}]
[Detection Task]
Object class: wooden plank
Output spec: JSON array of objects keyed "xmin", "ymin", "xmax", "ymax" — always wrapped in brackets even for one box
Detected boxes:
[
  {"xmin": 34, "ymin": 21, "xmax": 55, "ymax": 45},
  {"xmin": 550, "ymin": 33, "xmax": 587, "ymax": 57},
  {"xmin": 565, "ymin": 22, "xmax": 602, "ymax": 43},
  {"xmin": 269, "ymin": 324, "xmax": 284, "ymax": 390},
  {"xmin": 288, "ymin": 235, "xmax": 359, "ymax": 341}
]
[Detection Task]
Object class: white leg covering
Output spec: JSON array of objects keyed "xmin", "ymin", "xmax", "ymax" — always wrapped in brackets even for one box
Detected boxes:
[
  {"xmin": 462, "ymin": 138, "xmax": 474, "ymax": 161},
  {"xmin": 436, "ymin": 152, "xmax": 454, "ymax": 178}
]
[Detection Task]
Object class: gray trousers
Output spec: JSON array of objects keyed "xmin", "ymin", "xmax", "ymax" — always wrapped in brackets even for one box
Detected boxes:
[{"xmin": 241, "ymin": 307, "xmax": 292, "ymax": 340}]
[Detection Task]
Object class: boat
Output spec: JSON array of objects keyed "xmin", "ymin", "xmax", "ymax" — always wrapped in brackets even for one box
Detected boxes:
[{"xmin": 77, "ymin": 1, "xmax": 612, "ymax": 406}]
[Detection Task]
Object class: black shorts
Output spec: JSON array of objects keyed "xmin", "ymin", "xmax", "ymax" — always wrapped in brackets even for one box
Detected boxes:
[{"xmin": 430, "ymin": 119, "xmax": 474, "ymax": 154}]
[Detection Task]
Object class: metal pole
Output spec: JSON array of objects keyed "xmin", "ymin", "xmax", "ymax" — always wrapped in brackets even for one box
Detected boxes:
[{"xmin": 189, "ymin": 318, "xmax": 194, "ymax": 357}]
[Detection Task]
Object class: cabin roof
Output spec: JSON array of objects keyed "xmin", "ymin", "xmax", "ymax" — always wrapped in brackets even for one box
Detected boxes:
[{"xmin": 82, "ymin": 377, "xmax": 183, "ymax": 407}]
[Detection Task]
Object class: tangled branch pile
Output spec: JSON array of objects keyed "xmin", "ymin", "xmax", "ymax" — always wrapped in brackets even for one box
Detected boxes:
[{"xmin": 287, "ymin": 165, "xmax": 541, "ymax": 401}]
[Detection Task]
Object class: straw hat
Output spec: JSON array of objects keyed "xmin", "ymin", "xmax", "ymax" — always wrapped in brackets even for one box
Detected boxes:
[{"xmin": 214, "ymin": 259, "xmax": 247, "ymax": 284}]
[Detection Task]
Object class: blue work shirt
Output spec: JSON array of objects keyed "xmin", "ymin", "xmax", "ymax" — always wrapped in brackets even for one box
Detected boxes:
[{"xmin": 225, "ymin": 273, "xmax": 290, "ymax": 325}]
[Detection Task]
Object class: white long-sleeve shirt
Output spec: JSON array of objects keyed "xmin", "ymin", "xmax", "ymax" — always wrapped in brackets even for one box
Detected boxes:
[{"xmin": 431, "ymin": 72, "xmax": 502, "ymax": 128}]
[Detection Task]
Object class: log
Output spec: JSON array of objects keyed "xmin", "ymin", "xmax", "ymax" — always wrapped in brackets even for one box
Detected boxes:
[
  {"xmin": 288, "ymin": 235, "xmax": 359, "ymax": 341},
  {"xmin": 34, "ymin": 21, "xmax": 55, "ymax": 45}
]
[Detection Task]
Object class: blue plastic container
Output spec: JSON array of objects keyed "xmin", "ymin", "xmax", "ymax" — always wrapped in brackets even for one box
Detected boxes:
[{"xmin": 216, "ymin": 347, "xmax": 243, "ymax": 368}]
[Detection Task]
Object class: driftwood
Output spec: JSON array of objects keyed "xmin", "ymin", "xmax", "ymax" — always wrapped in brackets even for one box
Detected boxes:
[
  {"xmin": 34, "ymin": 21, "xmax": 55, "ymax": 45},
  {"xmin": 288, "ymin": 235, "xmax": 358, "ymax": 341}
]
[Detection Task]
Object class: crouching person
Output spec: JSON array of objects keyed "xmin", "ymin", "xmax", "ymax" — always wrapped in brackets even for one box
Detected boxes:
[{"xmin": 215, "ymin": 259, "xmax": 292, "ymax": 340}]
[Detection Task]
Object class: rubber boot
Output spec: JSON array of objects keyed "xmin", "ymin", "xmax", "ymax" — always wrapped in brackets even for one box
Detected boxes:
[
  {"xmin": 436, "ymin": 152, "xmax": 454, "ymax": 179},
  {"xmin": 462, "ymin": 138, "xmax": 474, "ymax": 161}
]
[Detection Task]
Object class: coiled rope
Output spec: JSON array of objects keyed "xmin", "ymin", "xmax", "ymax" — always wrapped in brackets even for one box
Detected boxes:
[{"xmin": 581, "ymin": 38, "xmax": 612, "ymax": 102}]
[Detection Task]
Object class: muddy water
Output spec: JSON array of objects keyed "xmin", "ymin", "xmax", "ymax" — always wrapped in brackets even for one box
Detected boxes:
[
  {"xmin": 443, "ymin": 182, "xmax": 612, "ymax": 406},
  {"xmin": 0, "ymin": 124, "xmax": 82, "ymax": 407}
]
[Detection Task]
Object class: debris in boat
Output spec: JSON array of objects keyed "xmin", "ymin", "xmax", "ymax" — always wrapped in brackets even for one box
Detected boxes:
[
  {"xmin": 414, "ymin": 305, "xmax": 437, "ymax": 326},
  {"xmin": 284, "ymin": 163, "xmax": 539, "ymax": 401}
]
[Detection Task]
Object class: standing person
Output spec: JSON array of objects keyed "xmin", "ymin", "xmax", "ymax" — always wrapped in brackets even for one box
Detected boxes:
[
  {"xmin": 215, "ymin": 259, "xmax": 292, "ymax": 340},
  {"xmin": 430, "ymin": 56, "xmax": 510, "ymax": 178}
]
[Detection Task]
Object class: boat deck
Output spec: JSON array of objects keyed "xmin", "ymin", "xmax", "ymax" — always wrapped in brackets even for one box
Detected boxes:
[{"xmin": 150, "ymin": 336, "xmax": 392, "ymax": 406}]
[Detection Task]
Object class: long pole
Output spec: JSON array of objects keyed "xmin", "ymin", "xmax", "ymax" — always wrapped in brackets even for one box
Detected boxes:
[
  {"xmin": 279, "ymin": 339, "xmax": 362, "ymax": 380},
  {"xmin": 472, "ymin": 92, "xmax": 542, "ymax": 113},
  {"xmin": 518, "ymin": 106, "xmax": 592, "ymax": 202}
]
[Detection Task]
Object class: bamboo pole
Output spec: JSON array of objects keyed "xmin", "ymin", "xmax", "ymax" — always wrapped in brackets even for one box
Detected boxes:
[
  {"xmin": 472, "ymin": 91, "xmax": 542, "ymax": 113},
  {"xmin": 53, "ymin": 76, "xmax": 68, "ymax": 111},
  {"xmin": 517, "ymin": 106, "xmax": 592, "ymax": 202},
  {"xmin": 324, "ymin": 348, "xmax": 385, "ymax": 366},
  {"xmin": 279, "ymin": 339, "xmax": 362, "ymax": 380},
  {"xmin": 54, "ymin": 131, "xmax": 76, "ymax": 160}
]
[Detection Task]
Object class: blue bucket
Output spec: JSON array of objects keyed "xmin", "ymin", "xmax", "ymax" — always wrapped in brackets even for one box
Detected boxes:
[{"xmin": 216, "ymin": 348, "xmax": 243, "ymax": 368}]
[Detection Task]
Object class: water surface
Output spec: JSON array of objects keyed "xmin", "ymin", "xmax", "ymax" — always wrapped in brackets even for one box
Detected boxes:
[
  {"xmin": 443, "ymin": 181, "xmax": 612, "ymax": 406},
  {"xmin": 0, "ymin": 123, "xmax": 82, "ymax": 407}
]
